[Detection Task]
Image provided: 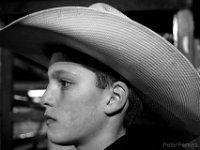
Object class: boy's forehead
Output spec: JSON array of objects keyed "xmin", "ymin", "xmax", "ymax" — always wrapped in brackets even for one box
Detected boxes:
[{"xmin": 48, "ymin": 50, "xmax": 121, "ymax": 80}]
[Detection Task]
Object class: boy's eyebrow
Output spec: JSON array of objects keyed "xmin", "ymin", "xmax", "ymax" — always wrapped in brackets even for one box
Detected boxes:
[{"xmin": 48, "ymin": 70, "xmax": 77, "ymax": 79}]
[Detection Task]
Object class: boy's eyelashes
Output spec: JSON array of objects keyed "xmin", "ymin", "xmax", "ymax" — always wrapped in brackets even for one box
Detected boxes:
[{"xmin": 59, "ymin": 79, "xmax": 72, "ymax": 87}]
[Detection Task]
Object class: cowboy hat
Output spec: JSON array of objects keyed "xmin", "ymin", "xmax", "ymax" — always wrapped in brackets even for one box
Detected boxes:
[{"xmin": 0, "ymin": 3, "xmax": 200, "ymax": 140}]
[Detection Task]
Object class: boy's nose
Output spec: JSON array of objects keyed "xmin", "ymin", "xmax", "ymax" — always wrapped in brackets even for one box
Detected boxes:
[{"xmin": 41, "ymin": 85, "xmax": 55, "ymax": 107}]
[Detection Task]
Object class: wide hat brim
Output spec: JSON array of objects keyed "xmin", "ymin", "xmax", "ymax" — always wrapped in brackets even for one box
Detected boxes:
[{"xmin": 0, "ymin": 3, "xmax": 200, "ymax": 140}]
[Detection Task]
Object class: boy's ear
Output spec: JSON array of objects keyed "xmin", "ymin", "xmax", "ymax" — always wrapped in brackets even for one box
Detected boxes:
[{"xmin": 105, "ymin": 81, "xmax": 129, "ymax": 116}]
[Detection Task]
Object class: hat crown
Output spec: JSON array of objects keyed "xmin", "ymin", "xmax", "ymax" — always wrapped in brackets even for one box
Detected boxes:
[{"xmin": 89, "ymin": 3, "xmax": 131, "ymax": 21}]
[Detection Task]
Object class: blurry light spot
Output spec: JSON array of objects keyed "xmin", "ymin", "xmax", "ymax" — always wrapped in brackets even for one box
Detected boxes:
[
  {"xmin": 19, "ymin": 132, "xmax": 34, "ymax": 139},
  {"xmin": 14, "ymin": 95, "xmax": 28, "ymax": 101},
  {"xmin": 28, "ymin": 89, "xmax": 45, "ymax": 98},
  {"xmin": 182, "ymin": 36, "xmax": 189, "ymax": 54},
  {"xmin": 33, "ymin": 97, "xmax": 42, "ymax": 103},
  {"xmin": 173, "ymin": 16, "xmax": 178, "ymax": 47}
]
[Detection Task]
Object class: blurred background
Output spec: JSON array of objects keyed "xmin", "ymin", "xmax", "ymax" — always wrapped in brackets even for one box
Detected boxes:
[{"xmin": 0, "ymin": 0, "xmax": 200, "ymax": 150}]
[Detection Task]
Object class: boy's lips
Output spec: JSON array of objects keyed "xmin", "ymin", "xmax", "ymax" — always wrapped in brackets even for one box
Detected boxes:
[{"xmin": 44, "ymin": 113, "xmax": 57, "ymax": 125}]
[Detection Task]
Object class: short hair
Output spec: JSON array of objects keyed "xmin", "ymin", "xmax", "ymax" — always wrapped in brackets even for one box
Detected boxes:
[
  {"xmin": 45, "ymin": 44, "xmax": 143, "ymax": 129},
  {"xmin": 84, "ymin": 64, "xmax": 143, "ymax": 129}
]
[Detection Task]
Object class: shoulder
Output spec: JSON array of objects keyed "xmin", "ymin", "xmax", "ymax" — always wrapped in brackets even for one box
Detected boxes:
[{"xmin": 104, "ymin": 133, "xmax": 152, "ymax": 150}]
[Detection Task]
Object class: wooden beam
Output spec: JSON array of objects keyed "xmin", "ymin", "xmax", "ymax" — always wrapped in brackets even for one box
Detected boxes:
[
  {"xmin": 0, "ymin": 48, "xmax": 13, "ymax": 150},
  {"xmin": 0, "ymin": 0, "xmax": 193, "ymax": 15},
  {"xmin": 14, "ymin": 56, "xmax": 47, "ymax": 80},
  {"xmin": 14, "ymin": 81, "xmax": 47, "ymax": 91}
]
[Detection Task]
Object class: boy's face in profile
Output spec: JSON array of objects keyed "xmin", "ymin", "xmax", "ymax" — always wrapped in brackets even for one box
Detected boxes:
[{"xmin": 42, "ymin": 53, "xmax": 111, "ymax": 145}]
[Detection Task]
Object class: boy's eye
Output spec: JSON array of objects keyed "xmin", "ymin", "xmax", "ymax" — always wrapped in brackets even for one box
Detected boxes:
[{"xmin": 60, "ymin": 80, "xmax": 71, "ymax": 87}]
